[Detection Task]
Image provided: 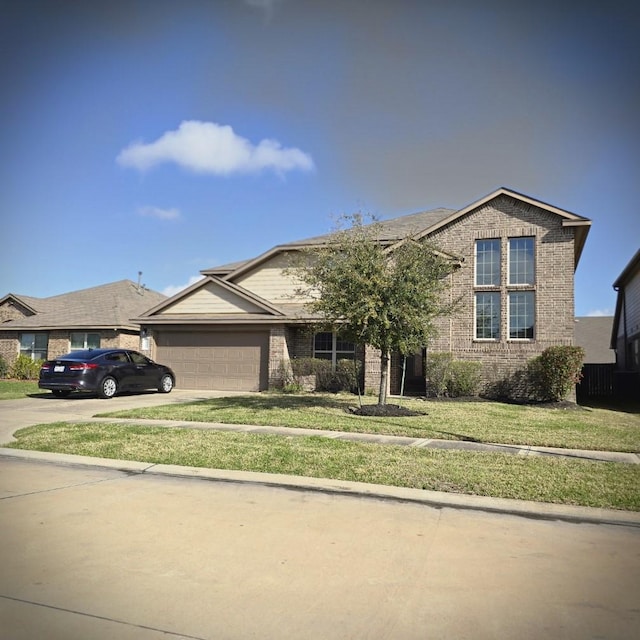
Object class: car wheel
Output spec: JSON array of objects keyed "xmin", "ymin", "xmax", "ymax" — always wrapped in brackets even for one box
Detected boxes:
[
  {"xmin": 99, "ymin": 376, "xmax": 118, "ymax": 399},
  {"xmin": 52, "ymin": 390, "xmax": 71, "ymax": 398},
  {"xmin": 158, "ymin": 374, "xmax": 174, "ymax": 394}
]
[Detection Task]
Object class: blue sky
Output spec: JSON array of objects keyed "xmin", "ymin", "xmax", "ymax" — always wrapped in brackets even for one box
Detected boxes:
[{"xmin": 2, "ymin": 0, "xmax": 638, "ymax": 316}]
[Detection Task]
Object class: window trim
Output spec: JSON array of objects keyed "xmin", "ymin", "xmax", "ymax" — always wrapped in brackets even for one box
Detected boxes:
[
  {"xmin": 313, "ymin": 331, "xmax": 356, "ymax": 368},
  {"xmin": 474, "ymin": 292, "xmax": 501, "ymax": 341},
  {"xmin": 508, "ymin": 291, "xmax": 535, "ymax": 340},
  {"xmin": 19, "ymin": 332, "xmax": 49, "ymax": 361},
  {"xmin": 70, "ymin": 332, "xmax": 101, "ymax": 351}
]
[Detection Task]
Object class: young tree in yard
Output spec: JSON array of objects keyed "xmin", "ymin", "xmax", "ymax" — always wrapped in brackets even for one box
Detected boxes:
[{"xmin": 291, "ymin": 215, "xmax": 459, "ymax": 405}]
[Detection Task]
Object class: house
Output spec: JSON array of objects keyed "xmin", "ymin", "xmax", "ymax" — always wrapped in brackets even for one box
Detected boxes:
[
  {"xmin": 0, "ymin": 280, "xmax": 166, "ymax": 365},
  {"xmin": 610, "ymin": 248, "xmax": 640, "ymax": 397},
  {"xmin": 574, "ymin": 317, "xmax": 615, "ymax": 365},
  {"xmin": 574, "ymin": 316, "xmax": 615, "ymax": 400},
  {"xmin": 133, "ymin": 188, "xmax": 591, "ymax": 395}
]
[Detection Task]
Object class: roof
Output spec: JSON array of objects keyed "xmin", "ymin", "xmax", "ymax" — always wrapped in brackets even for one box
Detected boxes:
[
  {"xmin": 574, "ymin": 317, "xmax": 615, "ymax": 364},
  {"xmin": 1, "ymin": 280, "xmax": 167, "ymax": 331},
  {"xmin": 201, "ymin": 187, "xmax": 591, "ymax": 277},
  {"xmin": 613, "ymin": 248, "xmax": 640, "ymax": 289}
]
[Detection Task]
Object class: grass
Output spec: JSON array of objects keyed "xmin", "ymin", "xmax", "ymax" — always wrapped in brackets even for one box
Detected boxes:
[
  {"xmin": 7, "ymin": 421, "xmax": 640, "ymax": 511},
  {"xmin": 96, "ymin": 393, "xmax": 640, "ymax": 453},
  {"xmin": 0, "ymin": 379, "xmax": 40, "ymax": 400}
]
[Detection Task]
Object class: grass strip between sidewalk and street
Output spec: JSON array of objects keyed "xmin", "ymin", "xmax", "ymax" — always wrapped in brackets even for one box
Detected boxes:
[
  {"xmin": 96, "ymin": 393, "xmax": 640, "ymax": 453},
  {"xmin": 7, "ymin": 422, "xmax": 640, "ymax": 511}
]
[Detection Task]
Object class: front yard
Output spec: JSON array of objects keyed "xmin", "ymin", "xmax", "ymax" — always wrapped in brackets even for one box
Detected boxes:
[{"xmin": 5, "ymin": 391, "xmax": 640, "ymax": 511}]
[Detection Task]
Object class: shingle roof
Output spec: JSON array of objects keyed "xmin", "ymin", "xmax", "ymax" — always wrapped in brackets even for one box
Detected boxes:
[
  {"xmin": 574, "ymin": 317, "xmax": 616, "ymax": 364},
  {"xmin": 1, "ymin": 280, "xmax": 166, "ymax": 330}
]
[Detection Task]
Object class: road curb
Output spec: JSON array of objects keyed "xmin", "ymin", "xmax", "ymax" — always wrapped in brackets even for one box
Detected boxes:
[{"xmin": 2, "ymin": 447, "xmax": 639, "ymax": 528}]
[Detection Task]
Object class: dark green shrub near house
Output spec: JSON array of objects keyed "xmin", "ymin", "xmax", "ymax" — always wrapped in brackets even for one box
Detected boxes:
[
  {"xmin": 9, "ymin": 355, "xmax": 43, "ymax": 380},
  {"xmin": 528, "ymin": 346, "xmax": 585, "ymax": 402},
  {"xmin": 425, "ymin": 353, "xmax": 482, "ymax": 398}
]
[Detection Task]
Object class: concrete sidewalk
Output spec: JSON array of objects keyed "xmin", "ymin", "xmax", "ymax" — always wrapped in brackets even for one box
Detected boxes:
[{"xmin": 1, "ymin": 391, "xmax": 638, "ymax": 527}]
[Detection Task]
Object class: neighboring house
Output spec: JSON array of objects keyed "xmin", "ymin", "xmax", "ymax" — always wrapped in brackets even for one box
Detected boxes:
[
  {"xmin": 574, "ymin": 317, "xmax": 615, "ymax": 364},
  {"xmin": 133, "ymin": 188, "xmax": 591, "ymax": 395},
  {"xmin": 610, "ymin": 249, "xmax": 640, "ymax": 398},
  {"xmin": 574, "ymin": 316, "xmax": 615, "ymax": 400},
  {"xmin": 0, "ymin": 280, "xmax": 166, "ymax": 365}
]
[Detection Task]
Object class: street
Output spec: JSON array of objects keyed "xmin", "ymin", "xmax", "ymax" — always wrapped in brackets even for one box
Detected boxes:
[{"xmin": 1, "ymin": 457, "xmax": 639, "ymax": 639}]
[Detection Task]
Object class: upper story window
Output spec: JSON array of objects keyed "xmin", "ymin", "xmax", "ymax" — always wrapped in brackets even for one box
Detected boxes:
[
  {"xmin": 314, "ymin": 332, "xmax": 355, "ymax": 368},
  {"xmin": 474, "ymin": 237, "xmax": 536, "ymax": 341},
  {"xmin": 20, "ymin": 332, "xmax": 48, "ymax": 361},
  {"xmin": 508, "ymin": 237, "xmax": 535, "ymax": 285},
  {"xmin": 70, "ymin": 332, "xmax": 100, "ymax": 351},
  {"xmin": 475, "ymin": 239, "xmax": 500, "ymax": 286}
]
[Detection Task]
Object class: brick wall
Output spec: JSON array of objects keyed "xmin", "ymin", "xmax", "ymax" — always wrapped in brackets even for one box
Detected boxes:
[{"xmin": 425, "ymin": 194, "xmax": 577, "ymax": 395}]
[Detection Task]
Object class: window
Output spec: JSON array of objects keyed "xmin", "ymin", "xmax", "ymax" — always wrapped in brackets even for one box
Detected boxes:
[
  {"xmin": 314, "ymin": 332, "xmax": 355, "ymax": 367},
  {"xmin": 70, "ymin": 332, "xmax": 101, "ymax": 351},
  {"xmin": 20, "ymin": 333, "xmax": 48, "ymax": 360},
  {"xmin": 474, "ymin": 236, "xmax": 536, "ymax": 341},
  {"xmin": 475, "ymin": 293, "xmax": 500, "ymax": 340},
  {"xmin": 508, "ymin": 237, "xmax": 535, "ymax": 285},
  {"xmin": 509, "ymin": 292, "xmax": 534, "ymax": 339},
  {"xmin": 475, "ymin": 239, "xmax": 500, "ymax": 286}
]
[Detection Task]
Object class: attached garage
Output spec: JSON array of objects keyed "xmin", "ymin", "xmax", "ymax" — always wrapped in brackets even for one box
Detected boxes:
[{"xmin": 156, "ymin": 330, "xmax": 269, "ymax": 391}]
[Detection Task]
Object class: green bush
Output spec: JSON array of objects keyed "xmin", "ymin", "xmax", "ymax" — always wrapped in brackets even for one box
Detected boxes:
[
  {"xmin": 289, "ymin": 357, "xmax": 361, "ymax": 393},
  {"xmin": 527, "ymin": 346, "xmax": 585, "ymax": 402},
  {"xmin": 425, "ymin": 353, "xmax": 482, "ymax": 398},
  {"xmin": 448, "ymin": 360, "xmax": 482, "ymax": 397},
  {"xmin": 10, "ymin": 354, "xmax": 44, "ymax": 380},
  {"xmin": 0, "ymin": 354, "xmax": 9, "ymax": 378},
  {"xmin": 425, "ymin": 352, "xmax": 453, "ymax": 397}
]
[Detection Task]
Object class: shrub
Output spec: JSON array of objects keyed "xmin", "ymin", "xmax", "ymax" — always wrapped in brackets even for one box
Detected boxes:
[
  {"xmin": 425, "ymin": 353, "xmax": 482, "ymax": 398},
  {"xmin": 425, "ymin": 352, "xmax": 453, "ymax": 397},
  {"xmin": 448, "ymin": 360, "xmax": 482, "ymax": 397},
  {"xmin": 0, "ymin": 354, "xmax": 9, "ymax": 378},
  {"xmin": 527, "ymin": 346, "xmax": 585, "ymax": 402},
  {"xmin": 10, "ymin": 354, "xmax": 44, "ymax": 380},
  {"xmin": 289, "ymin": 357, "xmax": 361, "ymax": 393}
]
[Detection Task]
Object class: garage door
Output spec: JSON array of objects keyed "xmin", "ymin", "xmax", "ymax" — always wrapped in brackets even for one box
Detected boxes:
[{"xmin": 156, "ymin": 331, "xmax": 269, "ymax": 391}]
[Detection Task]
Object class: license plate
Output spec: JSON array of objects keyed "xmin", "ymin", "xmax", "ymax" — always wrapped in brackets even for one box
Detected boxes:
[{"xmin": 54, "ymin": 365, "xmax": 65, "ymax": 372}]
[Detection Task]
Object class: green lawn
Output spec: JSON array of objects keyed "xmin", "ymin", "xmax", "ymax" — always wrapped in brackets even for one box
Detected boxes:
[
  {"xmin": 8, "ymin": 421, "xmax": 640, "ymax": 511},
  {"xmin": 0, "ymin": 380, "xmax": 40, "ymax": 400},
  {"xmin": 97, "ymin": 393, "xmax": 640, "ymax": 452}
]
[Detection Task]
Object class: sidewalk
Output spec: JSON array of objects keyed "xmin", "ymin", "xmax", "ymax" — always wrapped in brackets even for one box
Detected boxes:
[{"xmin": 66, "ymin": 416, "xmax": 640, "ymax": 464}]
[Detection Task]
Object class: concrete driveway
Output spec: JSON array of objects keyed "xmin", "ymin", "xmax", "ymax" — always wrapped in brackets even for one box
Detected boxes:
[
  {"xmin": 0, "ymin": 389, "xmax": 240, "ymax": 445},
  {"xmin": 2, "ymin": 456, "xmax": 640, "ymax": 640}
]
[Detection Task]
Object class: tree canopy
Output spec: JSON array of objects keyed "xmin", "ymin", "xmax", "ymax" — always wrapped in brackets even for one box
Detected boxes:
[{"xmin": 291, "ymin": 215, "xmax": 459, "ymax": 404}]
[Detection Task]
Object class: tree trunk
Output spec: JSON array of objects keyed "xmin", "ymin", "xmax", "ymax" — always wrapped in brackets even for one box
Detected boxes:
[{"xmin": 378, "ymin": 351, "xmax": 389, "ymax": 405}]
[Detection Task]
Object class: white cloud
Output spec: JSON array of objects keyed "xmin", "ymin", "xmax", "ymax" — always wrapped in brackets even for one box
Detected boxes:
[
  {"xmin": 137, "ymin": 206, "xmax": 181, "ymax": 221},
  {"xmin": 117, "ymin": 120, "xmax": 314, "ymax": 176},
  {"xmin": 245, "ymin": 0, "xmax": 283, "ymax": 21},
  {"xmin": 586, "ymin": 308, "xmax": 614, "ymax": 317},
  {"xmin": 162, "ymin": 275, "xmax": 203, "ymax": 298}
]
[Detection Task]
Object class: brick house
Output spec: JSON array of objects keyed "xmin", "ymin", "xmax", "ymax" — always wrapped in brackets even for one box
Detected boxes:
[
  {"xmin": 133, "ymin": 188, "xmax": 591, "ymax": 395},
  {"xmin": 0, "ymin": 280, "xmax": 166, "ymax": 366}
]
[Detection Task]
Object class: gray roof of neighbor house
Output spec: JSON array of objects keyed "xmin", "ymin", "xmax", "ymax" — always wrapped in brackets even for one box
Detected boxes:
[
  {"xmin": 1, "ymin": 280, "xmax": 167, "ymax": 331},
  {"xmin": 574, "ymin": 317, "xmax": 616, "ymax": 364}
]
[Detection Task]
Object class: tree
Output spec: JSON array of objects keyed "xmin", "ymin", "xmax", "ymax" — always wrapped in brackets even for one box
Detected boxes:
[{"xmin": 290, "ymin": 215, "xmax": 459, "ymax": 405}]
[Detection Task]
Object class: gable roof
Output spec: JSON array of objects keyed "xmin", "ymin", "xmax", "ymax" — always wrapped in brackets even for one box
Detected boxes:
[
  {"xmin": 135, "ymin": 275, "xmax": 286, "ymax": 320},
  {"xmin": 1, "ymin": 280, "xmax": 167, "ymax": 331},
  {"xmin": 404, "ymin": 187, "xmax": 591, "ymax": 267},
  {"xmin": 574, "ymin": 317, "xmax": 615, "ymax": 364},
  {"xmin": 202, "ymin": 187, "xmax": 591, "ymax": 280}
]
